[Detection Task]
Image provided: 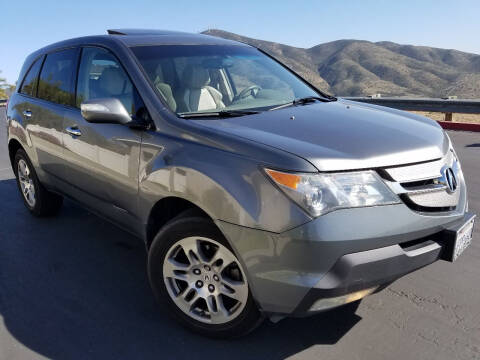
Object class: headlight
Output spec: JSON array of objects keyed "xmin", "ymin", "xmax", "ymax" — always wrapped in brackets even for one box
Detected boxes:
[{"xmin": 265, "ymin": 169, "xmax": 400, "ymax": 217}]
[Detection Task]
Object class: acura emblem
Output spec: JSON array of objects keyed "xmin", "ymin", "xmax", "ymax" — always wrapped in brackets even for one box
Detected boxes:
[{"xmin": 444, "ymin": 167, "xmax": 457, "ymax": 193}]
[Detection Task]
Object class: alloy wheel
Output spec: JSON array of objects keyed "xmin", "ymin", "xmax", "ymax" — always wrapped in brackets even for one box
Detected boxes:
[
  {"xmin": 17, "ymin": 159, "xmax": 36, "ymax": 207},
  {"xmin": 163, "ymin": 236, "xmax": 249, "ymax": 324}
]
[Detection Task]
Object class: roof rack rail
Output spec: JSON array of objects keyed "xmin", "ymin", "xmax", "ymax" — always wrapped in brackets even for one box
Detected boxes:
[{"xmin": 107, "ymin": 29, "xmax": 190, "ymax": 36}]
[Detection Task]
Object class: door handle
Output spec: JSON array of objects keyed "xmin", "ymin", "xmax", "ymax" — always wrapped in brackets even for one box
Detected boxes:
[
  {"xmin": 66, "ymin": 126, "xmax": 82, "ymax": 137},
  {"xmin": 22, "ymin": 110, "xmax": 32, "ymax": 118}
]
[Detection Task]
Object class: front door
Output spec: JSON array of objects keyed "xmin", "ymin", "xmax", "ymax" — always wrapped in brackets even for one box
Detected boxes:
[{"xmin": 62, "ymin": 46, "xmax": 145, "ymax": 229}]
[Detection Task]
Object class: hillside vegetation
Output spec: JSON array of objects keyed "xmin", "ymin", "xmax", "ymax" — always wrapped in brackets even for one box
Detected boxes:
[{"xmin": 203, "ymin": 29, "xmax": 480, "ymax": 98}]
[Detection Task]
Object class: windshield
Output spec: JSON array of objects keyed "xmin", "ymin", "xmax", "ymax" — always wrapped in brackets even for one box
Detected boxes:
[{"xmin": 131, "ymin": 45, "xmax": 325, "ymax": 116}]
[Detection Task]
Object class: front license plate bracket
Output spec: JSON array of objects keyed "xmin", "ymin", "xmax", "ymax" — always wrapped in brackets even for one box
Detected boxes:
[{"xmin": 440, "ymin": 213, "xmax": 476, "ymax": 262}]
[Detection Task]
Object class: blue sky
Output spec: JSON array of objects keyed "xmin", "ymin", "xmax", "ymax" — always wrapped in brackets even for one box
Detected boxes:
[{"xmin": 2, "ymin": 0, "xmax": 480, "ymax": 84}]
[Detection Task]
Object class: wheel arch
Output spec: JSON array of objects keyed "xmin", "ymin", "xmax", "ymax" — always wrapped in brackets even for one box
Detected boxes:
[
  {"xmin": 145, "ymin": 196, "xmax": 212, "ymax": 249},
  {"xmin": 144, "ymin": 195, "xmax": 265, "ymax": 314},
  {"xmin": 8, "ymin": 138, "xmax": 24, "ymax": 169}
]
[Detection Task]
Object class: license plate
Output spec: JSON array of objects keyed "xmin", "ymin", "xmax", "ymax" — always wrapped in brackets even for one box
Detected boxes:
[{"xmin": 451, "ymin": 217, "xmax": 475, "ymax": 262}]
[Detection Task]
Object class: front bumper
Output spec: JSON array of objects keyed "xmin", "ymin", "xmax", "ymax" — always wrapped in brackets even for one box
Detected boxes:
[
  {"xmin": 216, "ymin": 199, "xmax": 471, "ymax": 316},
  {"xmin": 293, "ymin": 212, "xmax": 475, "ymax": 315}
]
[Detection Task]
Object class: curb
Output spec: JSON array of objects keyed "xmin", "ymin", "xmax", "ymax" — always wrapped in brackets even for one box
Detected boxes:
[{"xmin": 437, "ymin": 121, "xmax": 480, "ymax": 132}]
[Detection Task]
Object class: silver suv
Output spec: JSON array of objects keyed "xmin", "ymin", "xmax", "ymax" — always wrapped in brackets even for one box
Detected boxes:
[{"xmin": 6, "ymin": 29, "xmax": 475, "ymax": 338}]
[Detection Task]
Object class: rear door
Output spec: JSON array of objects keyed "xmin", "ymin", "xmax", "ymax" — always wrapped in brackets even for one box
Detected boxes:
[
  {"xmin": 25, "ymin": 48, "xmax": 79, "ymax": 179},
  {"xmin": 61, "ymin": 46, "xmax": 145, "ymax": 228},
  {"xmin": 14, "ymin": 55, "xmax": 45, "ymax": 161}
]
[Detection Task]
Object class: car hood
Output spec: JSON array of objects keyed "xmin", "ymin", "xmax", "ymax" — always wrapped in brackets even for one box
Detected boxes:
[{"xmin": 194, "ymin": 99, "xmax": 449, "ymax": 171}]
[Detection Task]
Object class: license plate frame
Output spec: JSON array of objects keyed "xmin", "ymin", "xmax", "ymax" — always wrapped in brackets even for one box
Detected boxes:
[{"xmin": 442, "ymin": 214, "xmax": 476, "ymax": 262}]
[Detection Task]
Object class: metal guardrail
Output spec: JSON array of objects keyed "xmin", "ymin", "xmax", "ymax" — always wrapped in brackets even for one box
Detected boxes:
[
  {"xmin": 1, "ymin": 97, "xmax": 479, "ymax": 115},
  {"xmin": 343, "ymin": 97, "xmax": 480, "ymax": 121}
]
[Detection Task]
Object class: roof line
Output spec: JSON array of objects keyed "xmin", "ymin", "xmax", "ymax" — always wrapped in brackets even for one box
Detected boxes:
[{"xmin": 107, "ymin": 29, "xmax": 192, "ymax": 36}]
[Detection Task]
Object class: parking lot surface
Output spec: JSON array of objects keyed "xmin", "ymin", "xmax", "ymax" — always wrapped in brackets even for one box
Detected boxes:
[{"xmin": 1, "ymin": 107, "xmax": 479, "ymax": 360}]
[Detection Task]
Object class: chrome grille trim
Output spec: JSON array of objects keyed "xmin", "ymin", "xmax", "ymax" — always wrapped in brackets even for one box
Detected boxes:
[
  {"xmin": 406, "ymin": 188, "xmax": 460, "ymax": 208},
  {"xmin": 382, "ymin": 151, "xmax": 461, "ymax": 211},
  {"xmin": 385, "ymin": 151, "xmax": 453, "ymax": 183},
  {"xmin": 402, "ymin": 183, "xmax": 448, "ymax": 194}
]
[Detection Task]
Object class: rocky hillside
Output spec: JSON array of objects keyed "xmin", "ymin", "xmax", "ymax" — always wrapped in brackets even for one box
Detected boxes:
[{"xmin": 202, "ymin": 29, "xmax": 480, "ymax": 98}]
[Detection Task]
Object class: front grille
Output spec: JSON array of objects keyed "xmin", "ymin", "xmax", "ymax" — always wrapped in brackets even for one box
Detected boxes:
[
  {"xmin": 399, "ymin": 194, "xmax": 456, "ymax": 213},
  {"xmin": 381, "ymin": 150, "xmax": 461, "ymax": 213}
]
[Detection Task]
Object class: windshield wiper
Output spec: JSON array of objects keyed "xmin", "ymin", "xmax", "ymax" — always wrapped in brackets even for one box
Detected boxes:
[
  {"xmin": 294, "ymin": 96, "xmax": 332, "ymax": 105},
  {"xmin": 268, "ymin": 95, "xmax": 337, "ymax": 111},
  {"xmin": 179, "ymin": 110, "xmax": 260, "ymax": 118}
]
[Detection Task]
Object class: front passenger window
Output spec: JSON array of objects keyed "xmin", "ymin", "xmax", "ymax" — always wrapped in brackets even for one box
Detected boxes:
[{"xmin": 76, "ymin": 47, "xmax": 138, "ymax": 116}]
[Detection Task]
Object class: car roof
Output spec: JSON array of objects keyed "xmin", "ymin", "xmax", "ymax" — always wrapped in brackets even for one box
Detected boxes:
[
  {"xmin": 107, "ymin": 29, "xmax": 247, "ymax": 47},
  {"xmin": 107, "ymin": 29, "xmax": 191, "ymax": 36},
  {"xmin": 20, "ymin": 29, "xmax": 250, "ymax": 80},
  {"xmin": 40, "ymin": 29, "xmax": 246, "ymax": 49},
  {"xmin": 32, "ymin": 28, "xmax": 247, "ymax": 53}
]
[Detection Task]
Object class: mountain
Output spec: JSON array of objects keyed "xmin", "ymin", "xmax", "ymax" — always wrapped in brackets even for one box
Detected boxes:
[{"xmin": 202, "ymin": 29, "xmax": 480, "ymax": 98}]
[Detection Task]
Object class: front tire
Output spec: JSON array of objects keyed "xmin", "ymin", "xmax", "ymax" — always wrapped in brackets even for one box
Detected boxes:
[
  {"xmin": 14, "ymin": 149, "xmax": 63, "ymax": 217},
  {"xmin": 148, "ymin": 213, "xmax": 263, "ymax": 338}
]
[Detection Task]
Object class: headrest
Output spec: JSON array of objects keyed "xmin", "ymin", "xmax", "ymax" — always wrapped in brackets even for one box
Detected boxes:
[
  {"xmin": 155, "ymin": 64, "xmax": 165, "ymax": 82},
  {"xmin": 182, "ymin": 65, "xmax": 210, "ymax": 88},
  {"xmin": 99, "ymin": 67, "xmax": 125, "ymax": 95}
]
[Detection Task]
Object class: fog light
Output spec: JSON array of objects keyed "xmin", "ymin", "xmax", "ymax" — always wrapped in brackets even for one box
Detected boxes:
[{"xmin": 309, "ymin": 287, "xmax": 377, "ymax": 312}]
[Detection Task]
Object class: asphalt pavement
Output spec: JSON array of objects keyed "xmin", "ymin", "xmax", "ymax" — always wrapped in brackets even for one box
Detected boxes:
[{"xmin": 1, "ymin": 107, "xmax": 479, "ymax": 360}]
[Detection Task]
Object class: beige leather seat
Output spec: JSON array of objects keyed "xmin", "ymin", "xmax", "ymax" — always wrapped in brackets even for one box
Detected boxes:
[
  {"xmin": 153, "ymin": 65, "xmax": 177, "ymax": 111},
  {"xmin": 181, "ymin": 65, "xmax": 225, "ymax": 112}
]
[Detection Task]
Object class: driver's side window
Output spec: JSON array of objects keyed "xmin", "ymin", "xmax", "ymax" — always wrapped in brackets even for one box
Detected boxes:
[{"xmin": 76, "ymin": 47, "xmax": 135, "ymax": 115}]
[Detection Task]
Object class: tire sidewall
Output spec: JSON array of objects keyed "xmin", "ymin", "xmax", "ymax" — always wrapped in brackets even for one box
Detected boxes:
[
  {"xmin": 148, "ymin": 216, "xmax": 262, "ymax": 338},
  {"xmin": 14, "ymin": 149, "xmax": 40, "ymax": 213}
]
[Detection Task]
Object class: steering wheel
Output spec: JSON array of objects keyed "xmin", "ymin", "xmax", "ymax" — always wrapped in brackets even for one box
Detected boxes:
[{"xmin": 233, "ymin": 85, "xmax": 262, "ymax": 101}]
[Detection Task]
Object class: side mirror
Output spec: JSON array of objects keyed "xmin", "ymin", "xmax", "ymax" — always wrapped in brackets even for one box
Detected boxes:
[{"xmin": 80, "ymin": 98, "xmax": 132, "ymax": 125}]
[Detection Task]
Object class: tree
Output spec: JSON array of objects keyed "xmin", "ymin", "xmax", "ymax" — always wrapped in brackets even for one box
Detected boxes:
[{"xmin": 0, "ymin": 70, "xmax": 13, "ymax": 99}]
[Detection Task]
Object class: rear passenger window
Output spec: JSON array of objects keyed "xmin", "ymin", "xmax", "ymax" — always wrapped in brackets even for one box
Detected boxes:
[
  {"xmin": 20, "ymin": 57, "xmax": 43, "ymax": 97},
  {"xmin": 37, "ymin": 48, "xmax": 78, "ymax": 106}
]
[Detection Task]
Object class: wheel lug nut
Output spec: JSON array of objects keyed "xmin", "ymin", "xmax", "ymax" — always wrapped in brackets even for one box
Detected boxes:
[
  {"xmin": 193, "ymin": 269, "xmax": 201, "ymax": 275},
  {"xmin": 213, "ymin": 275, "xmax": 219, "ymax": 281},
  {"xmin": 204, "ymin": 265, "xmax": 211, "ymax": 271},
  {"xmin": 208, "ymin": 284, "xmax": 215, "ymax": 292},
  {"xmin": 196, "ymin": 280, "xmax": 203, "ymax": 288}
]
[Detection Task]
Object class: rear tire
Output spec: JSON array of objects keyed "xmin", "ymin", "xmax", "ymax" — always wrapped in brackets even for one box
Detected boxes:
[
  {"xmin": 148, "ymin": 213, "xmax": 263, "ymax": 338},
  {"xmin": 14, "ymin": 149, "xmax": 63, "ymax": 217}
]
